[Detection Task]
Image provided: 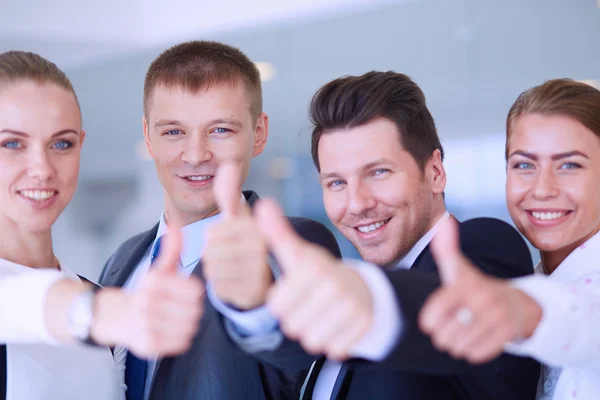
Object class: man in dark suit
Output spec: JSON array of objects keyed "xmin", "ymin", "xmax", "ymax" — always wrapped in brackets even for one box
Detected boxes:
[
  {"xmin": 225, "ymin": 71, "xmax": 541, "ymax": 400},
  {"xmin": 99, "ymin": 40, "xmax": 340, "ymax": 400}
]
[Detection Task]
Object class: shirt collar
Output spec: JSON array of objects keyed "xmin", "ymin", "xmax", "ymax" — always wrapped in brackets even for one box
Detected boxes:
[
  {"xmin": 534, "ymin": 261, "xmax": 545, "ymax": 275},
  {"xmin": 394, "ymin": 211, "xmax": 450, "ymax": 270},
  {"xmin": 0, "ymin": 257, "xmax": 80, "ymax": 281},
  {"xmin": 539, "ymin": 228, "xmax": 600, "ymax": 282},
  {"xmin": 153, "ymin": 193, "xmax": 246, "ymax": 268},
  {"xmin": 57, "ymin": 262, "xmax": 80, "ymax": 281}
]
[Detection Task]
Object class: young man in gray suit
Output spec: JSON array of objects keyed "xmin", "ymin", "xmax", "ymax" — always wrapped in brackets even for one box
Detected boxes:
[{"xmin": 99, "ymin": 41, "xmax": 340, "ymax": 400}]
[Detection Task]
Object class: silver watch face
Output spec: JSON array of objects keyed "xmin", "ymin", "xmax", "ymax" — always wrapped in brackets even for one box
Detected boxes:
[{"xmin": 67, "ymin": 290, "xmax": 95, "ymax": 340}]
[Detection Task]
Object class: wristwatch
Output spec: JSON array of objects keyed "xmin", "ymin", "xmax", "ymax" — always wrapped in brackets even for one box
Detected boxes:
[{"xmin": 67, "ymin": 285, "xmax": 101, "ymax": 346}]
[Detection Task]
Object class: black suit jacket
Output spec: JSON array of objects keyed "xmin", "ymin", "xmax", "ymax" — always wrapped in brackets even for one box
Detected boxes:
[
  {"xmin": 302, "ymin": 217, "xmax": 540, "ymax": 400},
  {"xmin": 99, "ymin": 190, "xmax": 341, "ymax": 400}
]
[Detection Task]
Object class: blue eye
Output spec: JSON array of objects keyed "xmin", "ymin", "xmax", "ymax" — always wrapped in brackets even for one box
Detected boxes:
[
  {"xmin": 328, "ymin": 180, "xmax": 344, "ymax": 188},
  {"xmin": 373, "ymin": 169, "xmax": 389, "ymax": 175},
  {"xmin": 52, "ymin": 140, "xmax": 72, "ymax": 150},
  {"xmin": 2, "ymin": 140, "xmax": 21, "ymax": 149},
  {"xmin": 164, "ymin": 129, "xmax": 182, "ymax": 136},
  {"xmin": 560, "ymin": 162, "xmax": 581, "ymax": 170},
  {"xmin": 211, "ymin": 128, "xmax": 231, "ymax": 135},
  {"xmin": 514, "ymin": 162, "xmax": 533, "ymax": 169}
]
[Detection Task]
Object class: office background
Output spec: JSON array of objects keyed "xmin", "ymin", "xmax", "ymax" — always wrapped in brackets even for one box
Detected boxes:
[{"xmin": 1, "ymin": 0, "xmax": 599, "ymax": 279}]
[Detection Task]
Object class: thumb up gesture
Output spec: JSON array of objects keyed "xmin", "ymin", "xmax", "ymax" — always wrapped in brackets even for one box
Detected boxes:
[
  {"xmin": 96, "ymin": 228, "xmax": 205, "ymax": 358},
  {"xmin": 418, "ymin": 218, "xmax": 542, "ymax": 364},
  {"xmin": 256, "ymin": 198, "xmax": 374, "ymax": 361},
  {"xmin": 203, "ymin": 162, "xmax": 271, "ymax": 310}
]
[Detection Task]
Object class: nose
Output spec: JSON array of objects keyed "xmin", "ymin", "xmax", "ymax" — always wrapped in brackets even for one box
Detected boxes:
[
  {"xmin": 26, "ymin": 147, "xmax": 54, "ymax": 182},
  {"xmin": 347, "ymin": 180, "xmax": 377, "ymax": 215},
  {"xmin": 181, "ymin": 134, "xmax": 212, "ymax": 166},
  {"xmin": 532, "ymin": 167, "xmax": 559, "ymax": 200}
]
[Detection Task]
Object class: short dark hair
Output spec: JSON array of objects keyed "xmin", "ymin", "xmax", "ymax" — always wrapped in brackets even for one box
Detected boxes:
[
  {"xmin": 144, "ymin": 40, "xmax": 262, "ymax": 120},
  {"xmin": 310, "ymin": 71, "xmax": 443, "ymax": 171}
]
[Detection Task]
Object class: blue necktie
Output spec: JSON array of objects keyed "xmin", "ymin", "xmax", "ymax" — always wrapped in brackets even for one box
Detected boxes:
[{"xmin": 125, "ymin": 236, "xmax": 162, "ymax": 400}]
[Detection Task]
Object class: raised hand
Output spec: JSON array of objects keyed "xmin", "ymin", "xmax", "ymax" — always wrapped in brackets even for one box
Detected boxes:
[
  {"xmin": 93, "ymin": 227, "xmax": 204, "ymax": 357},
  {"xmin": 418, "ymin": 218, "xmax": 542, "ymax": 364},
  {"xmin": 203, "ymin": 162, "xmax": 272, "ymax": 310},
  {"xmin": 256, "ymin": 198, "xmax": 373, "ymax": 361}
]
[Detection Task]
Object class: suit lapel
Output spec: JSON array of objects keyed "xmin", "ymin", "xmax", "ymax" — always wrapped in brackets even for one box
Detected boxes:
[
  {"xmin": 302, "ymin": 357, "xmax": 326, "ymax": 399},
  {"xmin": 244, "ymin": 190, "xmax": 260, "ymax": 208},
  {"xmin": 409, "ymin": 246, "xmax": 430, "ymax": 272},
  {"xmin": 409, "ymin": 218, "xmax": 462, "ymax": 273},
  {"xmin": 151, "ymin": 257, "xmax": 215, "ymax": 397},
  {"xmin": 104, "ymin": 225, "xmax": 158, "ymax": 287}
]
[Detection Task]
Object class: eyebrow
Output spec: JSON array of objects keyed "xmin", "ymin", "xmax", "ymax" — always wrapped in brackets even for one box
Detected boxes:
[
  {"xmin": 319, "ymin": 158, "xmax": 395, "ymax": 181},
  {"xmin": 508, "ymin": 150, "xmax": 589, "ymax": 161},
  {"xmin": 361, "ymin": 158, "xmax": 395, "ymax": 171},
  {"xmin": 154, "ymin": 120, "xmax": 182, "ymax": 128},
  {"xmin": 154, "ymin": 117, "xmax": 244, "ymax": 128},
  {"xmin": 210, "ymin": 118, "xmax": 244, "ymax": 128},
  {"xmin": 319, "ymin": 171, "xmax": 341, "ymax": 181},
  {"xmin": 0, "ymin": 129, "xmax": 79, "ymax": 138}
]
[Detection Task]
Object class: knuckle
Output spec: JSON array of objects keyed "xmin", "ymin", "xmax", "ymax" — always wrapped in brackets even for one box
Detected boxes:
[
  {"xmin": 300, "ymin": 335, "xmax": 320, "ymax": 354},
  {"xmin": 280, "ymin": 319, "xmax": 298, "ymax": 338}
]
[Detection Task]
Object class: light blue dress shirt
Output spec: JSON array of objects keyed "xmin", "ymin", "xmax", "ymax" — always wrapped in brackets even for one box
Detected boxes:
[{"xmin": 118, "ymin": 197, "xmax": 277, "ymax": 400}]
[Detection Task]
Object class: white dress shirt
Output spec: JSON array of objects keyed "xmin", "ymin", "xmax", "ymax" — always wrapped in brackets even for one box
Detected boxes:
[
  {"xmin": 0, "ymin": 258, "xmax": 121, "ymax": 400},
  {"xmin": 505, "ymin": 230, "xmax": 600, "ymax": 400}
]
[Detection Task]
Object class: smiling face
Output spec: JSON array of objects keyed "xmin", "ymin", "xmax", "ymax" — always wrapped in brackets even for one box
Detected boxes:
[
  {"xmin": 143, "ymin": 82, "xmax": 268, "ymax": 226},
  {"xmin": 318, "ymin": 117, "xmax": 446, "ymax": 266},
  {"xmin": 0, "ymin": 80, "xmax": 84, "ymax": 234},
  {"xmin": 506, "ymin": 113, "xmax": 600, "ymax": 267}
]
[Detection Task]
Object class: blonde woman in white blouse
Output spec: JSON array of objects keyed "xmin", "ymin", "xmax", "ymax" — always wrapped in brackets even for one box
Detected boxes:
[
  {"xmin": 419, "ymin": 78, "xmax": 600, "ymax": 400},
  {"xmin": 0, "ymin": 51, "xmax": 204, "ymax": 400}
]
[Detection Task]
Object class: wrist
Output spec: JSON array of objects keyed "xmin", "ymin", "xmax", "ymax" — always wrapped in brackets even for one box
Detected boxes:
[
  {"xmin": 516, "ymin": 288, "xmax": 542, "ymax": 339},
  {"xmin": 66, "ymin": 284, "xmax": 103, "ymax": 346},
  {"xmin": 46, "ymin": 279, "xmax": 86, "ymax": 343},
  {"xmin": 90, "ymin": 287, "xmax": 130, "ymax": 346},
  {"xmin": 347, "ymin": 270, "xmax": 373, "ymax": 322}
]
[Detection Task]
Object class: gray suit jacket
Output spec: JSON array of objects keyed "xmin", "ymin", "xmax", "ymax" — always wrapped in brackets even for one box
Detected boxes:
[{"xmin": 99, "ymin": 191, "xmax": 341, "ymax": 400}]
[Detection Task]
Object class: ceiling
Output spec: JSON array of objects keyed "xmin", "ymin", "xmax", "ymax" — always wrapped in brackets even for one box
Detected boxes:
[
  {"xmin": 1, "ymin": 0, "xmax": 599, "ymax": 182},
  {"xmin": 0, "ymin": 0, "xmax": 406, "ymax": 68}
]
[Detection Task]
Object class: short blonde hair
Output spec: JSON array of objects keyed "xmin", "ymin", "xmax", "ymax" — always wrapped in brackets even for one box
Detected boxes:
[{"xmin": 143, "ymin": 41, "xmax": 262, "ymax": 120}]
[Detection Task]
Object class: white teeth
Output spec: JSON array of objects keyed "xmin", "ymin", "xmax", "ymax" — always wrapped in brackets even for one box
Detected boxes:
[
  {"xmin": 357, "ymin": 220, "xmax": 388, "ymax": 233},
  {"xmin": 186, "ymin": 176, "xmax": 211, "ymax": 181},
  {"xmin": 19, "ymin": 190, "xmax": 56, "ymax": 201},
  {"xmin": 531, "ymin": 211, "xmax": 567, "ymax": 221}
]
